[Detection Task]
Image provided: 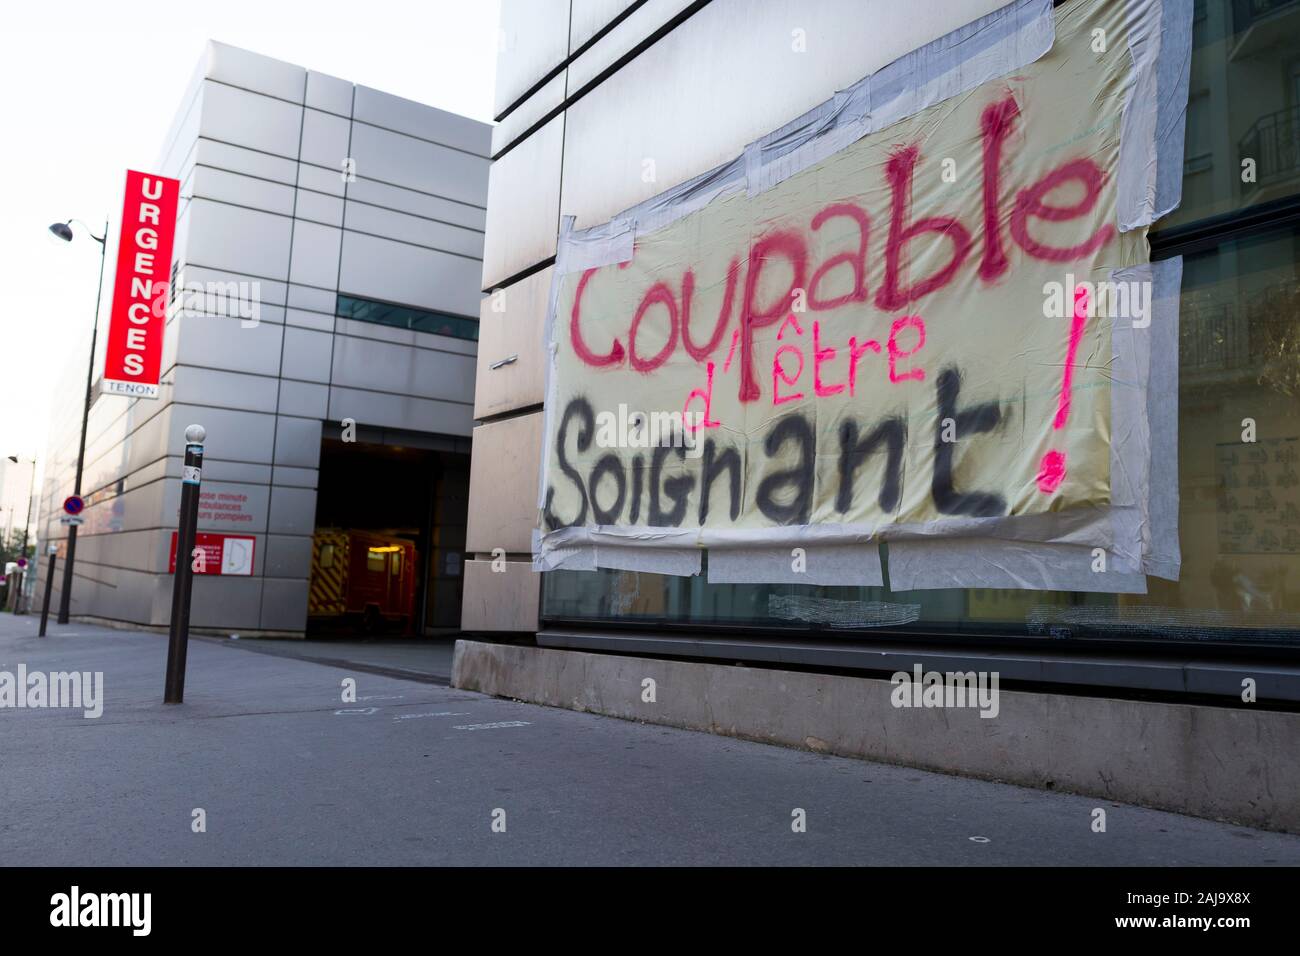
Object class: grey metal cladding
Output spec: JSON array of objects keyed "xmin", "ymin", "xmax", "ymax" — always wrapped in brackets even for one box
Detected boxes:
[{"xmin": 36, "ymin": 42, "xmax": 488, "ymax": 634}]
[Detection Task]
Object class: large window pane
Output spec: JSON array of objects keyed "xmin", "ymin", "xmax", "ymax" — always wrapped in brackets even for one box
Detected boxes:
[
  {"xmin": 543, "ymin": 223, "xmax": 1300, "ymax": 646},
  {"xmin": 540, "ymin": 0, "xmax": 1300, "ymax": 648},
  {"xmin": 1160, "ymin": 0, "xmax": 1300, "ymax": 229}
]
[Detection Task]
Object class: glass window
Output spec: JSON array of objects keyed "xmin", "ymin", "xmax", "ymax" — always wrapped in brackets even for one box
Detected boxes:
[
  {"xmin": 1160, "ymin": 0, "xmax": 1300, "ymax": 229},
  {"xmin": 543, "ymin": 224, "xmax": 1300, "ymax": 645},
  {"xmin": 367, "ymin": 549, "xmax": 385, "ymax": 573},
  {"xmin": 541, "ymin": 3, "xmax": 1300, "ymax": 648},
  {"xmin": 336, "ymin": 293, "xmax": 479, "ymax": 341},
  {"xmin": 543, "ymin": 223, "xmax": 1300, "ymax": 645}
]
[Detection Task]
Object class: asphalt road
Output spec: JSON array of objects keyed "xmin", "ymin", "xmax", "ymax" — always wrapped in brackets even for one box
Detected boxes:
[{"xmin": 3, "ymin": 615, "xmax": 1299, "ymax": 866}]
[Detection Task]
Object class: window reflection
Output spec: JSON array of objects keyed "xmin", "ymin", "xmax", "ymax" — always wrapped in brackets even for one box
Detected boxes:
[
  {"xmin": 336, "ymin": 293, "xmax": 479, "ymax": 341},
  {"xmin": 543, "ymin": 225, "xmax": 1300, "ymax": 644},
  {"xmin": 1165, "ymin": 0, "xmax": 1300, "ymax": 228},
  {"xmin": 539, "ymin": 1, "xmax": 1300, "ymax": 647}
]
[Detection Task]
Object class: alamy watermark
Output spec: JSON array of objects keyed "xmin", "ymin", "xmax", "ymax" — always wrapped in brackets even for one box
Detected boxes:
[
  {"xmin": 50, "ymin": 886, "xmax": 150, "ymax": 936},
  {"xmin": 174, "ymin": 270, "xmax": 261, "ymax": 327},
  {"xmin": 594, "ymin": 404, "xmax": 706, "ymax": 458},
  {"xmin": 129, "ymin": 270, "xmax": 263, "ymax": 328},
  {"xmin": 0, "ymin": 666, "xmax": 103, "ymax": 718},
  {"xmin": 1042, "ymin": 271, "xmax": 1151, "ymax": 328},
  {"xmin": 890, "ymin": 664, "xmax": 999, "ymax": 718}
]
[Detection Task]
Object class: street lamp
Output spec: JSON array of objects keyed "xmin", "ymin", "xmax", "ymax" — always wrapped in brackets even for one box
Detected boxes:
[
  {"xmin": 6, "ymin": 454, "xmax": 37, "ymax": 614},
  {"xmin": 48, "ymin": 217, "xmax": 109, "ymax": 625}
]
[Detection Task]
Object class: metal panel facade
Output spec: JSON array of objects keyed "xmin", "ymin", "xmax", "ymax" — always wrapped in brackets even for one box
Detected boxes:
[
  {"xmin": 466, "ymin": 0, "xmax": 1016, "ymax": 632},
  {"xmin": 36, "ymin": 41, "xmax": 489, "ymax": 635}
]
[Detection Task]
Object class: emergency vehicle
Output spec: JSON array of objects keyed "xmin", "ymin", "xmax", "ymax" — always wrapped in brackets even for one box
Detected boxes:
[{"xmin": 308, "ymin": 528, "xmax": 417, "ymax": 634}]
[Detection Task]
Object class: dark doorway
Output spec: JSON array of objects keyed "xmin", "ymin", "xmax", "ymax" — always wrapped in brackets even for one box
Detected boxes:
[{"xmin": 310, "ymin": 436, "xmax": 468, "ymax": 638}]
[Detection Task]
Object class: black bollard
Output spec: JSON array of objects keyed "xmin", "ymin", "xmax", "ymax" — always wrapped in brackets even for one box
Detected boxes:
[
  {"xmin": 164, "ymin": 424, "xmax": 205, "ymax": 704},
  {"xmin": 39, "ymin": 548, "xmax": 57, "ymax": 637}
]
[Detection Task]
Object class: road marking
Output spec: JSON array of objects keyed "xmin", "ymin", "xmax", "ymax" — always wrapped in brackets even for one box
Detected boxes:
[
  {"xmin": 453, "ymin": 721, "xmax": 531, "ymax": 731},
  {"xmin": 334, "ymin": 707, "xmax": 378, "ymax": 715},
  {"xmin": 393, "ymin": 711, "xmax": 470, "ymax": 721},
  {"xmin": 358, "ymin": 695, "xmax": 404, "ymax": 701}
]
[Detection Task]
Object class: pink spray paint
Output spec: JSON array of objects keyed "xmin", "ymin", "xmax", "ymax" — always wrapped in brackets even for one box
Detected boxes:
[{"xmin": 1037, "ymin": 284, "xmax": 1088, "ymax": 494}]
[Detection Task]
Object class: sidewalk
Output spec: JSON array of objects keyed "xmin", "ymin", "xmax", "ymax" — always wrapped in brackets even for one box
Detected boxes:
[
  {"xmin": 202, "ymin": 633, "xmax": 457, "ymax": 684},
  {"xmin": 3, "ymin": 614, "xmax": 1299, "ymax": 866}
]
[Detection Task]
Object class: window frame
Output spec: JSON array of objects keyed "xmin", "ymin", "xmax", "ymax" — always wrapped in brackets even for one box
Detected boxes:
[{"xmin": 537, "ymin": 0, "xmax": 1300, "ymax": 671}]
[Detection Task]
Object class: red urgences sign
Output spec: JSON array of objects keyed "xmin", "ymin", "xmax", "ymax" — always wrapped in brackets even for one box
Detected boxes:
[{"xmin": 102, "ymin": 169, "xmax": 180, "ymax": 399}]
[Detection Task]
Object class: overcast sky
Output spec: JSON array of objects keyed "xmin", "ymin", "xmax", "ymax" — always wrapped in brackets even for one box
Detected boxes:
[{"xmin": 0, "ymin": 0, "xmax": 500, "ymax": 477}]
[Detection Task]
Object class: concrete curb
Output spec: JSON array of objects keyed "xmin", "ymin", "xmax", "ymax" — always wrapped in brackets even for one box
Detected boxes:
[{"xmin": 453, "ymin": 639, "xmax": 1300, "ymax": 833}]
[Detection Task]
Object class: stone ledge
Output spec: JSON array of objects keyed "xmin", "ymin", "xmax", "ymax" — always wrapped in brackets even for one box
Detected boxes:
[{"xmin": 453, "ymin": 638, "xmax": 1300, "ymax": 833}]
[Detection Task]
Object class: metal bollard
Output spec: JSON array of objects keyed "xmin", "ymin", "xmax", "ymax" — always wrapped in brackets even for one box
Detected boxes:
[
  {"xmin": 39, "ymin": 547, "xmax": 57, "ymax": 637},
  {"xmin": 164, "ymin": 425, "xmax": 205, "ymax": 704}
]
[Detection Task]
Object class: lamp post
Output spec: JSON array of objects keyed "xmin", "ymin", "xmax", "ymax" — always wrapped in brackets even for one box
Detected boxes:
[
  {"xmin": 48, "ymin": 217, "xmax": 108, "ymax": 625},
  {"xmin": 6, "ymin": 455, "xmax": 37, "ymax": 614}
]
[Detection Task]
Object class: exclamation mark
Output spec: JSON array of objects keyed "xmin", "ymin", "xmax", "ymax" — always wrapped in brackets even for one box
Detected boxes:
[{"xmin": 1036, "ymin": 285, "xmax": 1089, "ymax": 494}]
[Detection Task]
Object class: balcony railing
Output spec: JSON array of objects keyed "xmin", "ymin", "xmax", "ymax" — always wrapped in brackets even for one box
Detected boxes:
[
  {"xmin": 1233, "ymin": 0, "xmax": 1300, "ymax": 33},
  {"xmin": 1180, "ymin": 278, "xmax": 1300, "ymax": 397},
  {"xmin": 1239, "ymin": 104, "xmax": 1300, "ymax": 196},
  {"xmin": 1181, "ymin": 299, "xmax": 1248, "ymax": 373}
]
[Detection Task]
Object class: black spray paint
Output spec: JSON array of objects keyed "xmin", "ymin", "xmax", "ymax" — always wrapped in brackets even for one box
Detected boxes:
[{"xmin": 545, "ymin": 369, "xmax": 1008, "ymax": 529}]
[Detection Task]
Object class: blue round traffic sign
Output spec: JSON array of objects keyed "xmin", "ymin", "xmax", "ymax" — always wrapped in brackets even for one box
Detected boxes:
[{"xmin": 62, "ymin": 495, "xmax": 85, "ymax": 516}]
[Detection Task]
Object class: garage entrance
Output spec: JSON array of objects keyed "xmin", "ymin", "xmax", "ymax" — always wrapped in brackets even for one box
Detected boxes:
[{"xmin": 309, "ymin": 433, "xmax": 469, "ymax": 637}]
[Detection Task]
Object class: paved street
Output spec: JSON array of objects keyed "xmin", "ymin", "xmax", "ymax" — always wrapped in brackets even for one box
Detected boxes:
[
  {"xmin": 204, "ymin": 633, "xmax": 457, "ymax": 684},
  {"xmin": 2, "ymin": 614, "xmax": 1299, "ymax": 866}
]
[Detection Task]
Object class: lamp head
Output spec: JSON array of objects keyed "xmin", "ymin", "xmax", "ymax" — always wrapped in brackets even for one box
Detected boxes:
[{"xmin": 48, "ymin": 222, "xmax": 74, "ymax": 242}]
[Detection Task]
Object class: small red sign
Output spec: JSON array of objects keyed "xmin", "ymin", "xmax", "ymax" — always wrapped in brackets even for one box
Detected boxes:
[
  {"xmin": 169, "ymin": 532, "xmax": 256, "ymax": 576},
  {"xmin": 102, "ymin": 169, "xmax": 181, "ymax": 400}
]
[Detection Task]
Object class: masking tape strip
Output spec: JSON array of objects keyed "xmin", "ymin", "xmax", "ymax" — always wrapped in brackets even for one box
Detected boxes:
[
  {"xmin": 886, "ymin": 537, "xmax": 1148, "ymax": 594},
  {"xmin": 1143, "ymin": 255, "xmax": 1182, "ymax": 580},
  {"xmin": 554, "ymin": 216, "xmax": 635, "ymax": 275},
  {"xmin": 707, "ymin": 544, "xmax": 884, "ymax": 586},
  {"xmin": 1117, "ymin": 0, "xmax": 1193, "ymax": 231},
  {"xmin": 768, "ymin": 595, "xmax": 921, "ymax": 628},
  {"xmin": 1108, "ymin": 264, "xmax": 1154, "ymax": 577},
  {"xmin": 593, "ymin": 544, "xmax": 701, "ymax": 576}
]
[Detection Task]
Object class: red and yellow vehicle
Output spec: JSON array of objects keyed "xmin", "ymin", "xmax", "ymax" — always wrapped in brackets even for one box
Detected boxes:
[{"xmin": 308, "ymin": 528, "xmax": 417, "ymax": 634}]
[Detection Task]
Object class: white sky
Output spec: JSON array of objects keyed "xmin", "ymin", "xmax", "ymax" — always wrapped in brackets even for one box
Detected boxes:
[{"xmin": 0, "ymin": 0, "xmax": 500, "ymax": 474}]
